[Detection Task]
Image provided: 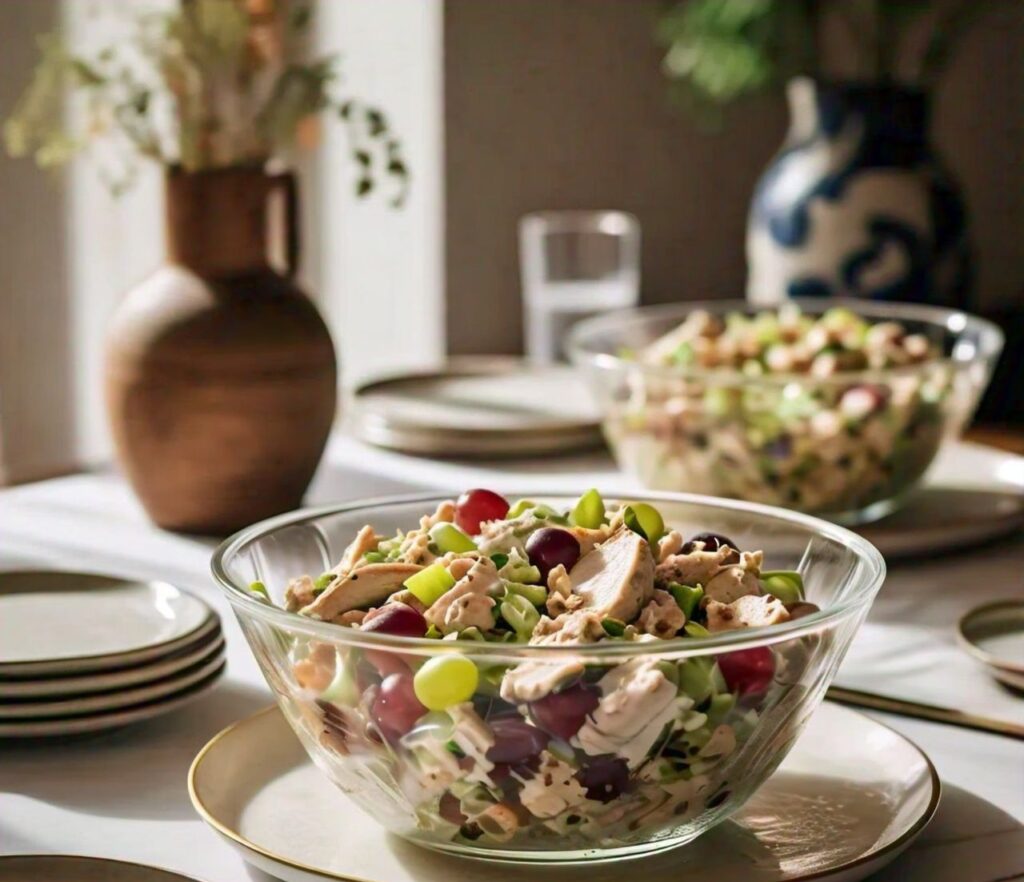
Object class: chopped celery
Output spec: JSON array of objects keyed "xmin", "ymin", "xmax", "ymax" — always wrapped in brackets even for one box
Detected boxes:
[
  {"xmin": 489, "ymin": 552, "xmax": 509, "ymax": 571},
  {"xmin": 547, "ymin": 738, "xmax": 577, "ymax": 766},
  {"xmin": 623, "ymin": 503, "xmax": 665, "ymax": 544},
  {"xmin": 707, "ymin": 693, "xmax": 736, "ymax": 727},
  {"xmin": 601, "ymin": 617, "xmax": 626, "ymax": 637},
  {"xmin": 672, "ymin": 341, "xmax": 695, "ymax": 365},
  {"xmin": 404, "ymin": 564, "xmax": 455, "ymax": 606},
  {"xmin": 248, "ymin": 580, "xmax": 270, "ymax": 600},
  {"xmin": 455, "ymin": 627, "xmax": 487, "ymax": 642},
  {"xmin": 500, "ymin": 593, "xmax": 540, "ymax": 640},
  {"xmin": 362, "ymin": 550, "xmax": 386, "ymax": 563},
  {"xmin": 677, "ymin": 658, "xmax": 714, "ymax": 703},
  {"xmin": 570, "ymin": 488, "xmax": 606, "ymax": 529},
  {"xmin": 319, "ymin": 657, "xmax": 358, "ymax": 706},
  {"xmin": 424, "ymin": 624, "xmax": 443, "ymax": 639},
  {"xmin": 761, "ymin": 570, "xmax": 804, "ymax": 604},
  {"xmin": 504, "ymin": 580, "xmax": 547, "ymax": 607},
  {"xmin": 683, "ymin": 622, "xmax": 711, "ymax": 639},
  {"xmin": 312, "ymin": 573, "xmax": 335, "ymax": 595},
  {"xmin": 529, "ymin": 503, "xmax": 569, "ymax": 524},
  {"xmin": 669, "ymin": 583, "xmax": 704, "ymax": 620},
  {"xmin": 429, "ymin": 522, "xmax": 477, "ymax": 554},
  {"xmin": 703, "ymin": 386, "xmax": 736, "ymax": 417},
  {"xmin": 656, "ymin": 660, "xmax": 680, "ymax": 686},
  {"xmin": 498, "ymin": 548, "xmax": 542, "ymax": 584}
]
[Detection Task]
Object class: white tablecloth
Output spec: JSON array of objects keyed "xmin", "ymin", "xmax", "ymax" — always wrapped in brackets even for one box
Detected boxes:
[{"xmin": 2, "ymin": 437, "xmax": 1023, "ymax": 882}]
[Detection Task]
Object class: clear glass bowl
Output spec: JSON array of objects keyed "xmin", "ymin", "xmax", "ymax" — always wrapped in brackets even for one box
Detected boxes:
[
  {"xmin": 567, "ymin": 299, "xmax": 1003, "ymax": 524},
  {"xmin": 213, "ymin": 492, "xmax": 885, "ymax": 864}
]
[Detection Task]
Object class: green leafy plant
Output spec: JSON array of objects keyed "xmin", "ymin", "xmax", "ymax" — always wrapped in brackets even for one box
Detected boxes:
[
  {"xmin": 4, "ymin": 0, "xmax": 408, "ymax": 205},
  {"xmin": 657, "ymin": 0, "xmax": 1006, "ymax": 119}
]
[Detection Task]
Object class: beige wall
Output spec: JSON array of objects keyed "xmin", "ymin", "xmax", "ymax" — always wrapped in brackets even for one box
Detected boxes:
[{"xmin": 444, "ymin": 0, "xmax": 1023, "ymax": 355}]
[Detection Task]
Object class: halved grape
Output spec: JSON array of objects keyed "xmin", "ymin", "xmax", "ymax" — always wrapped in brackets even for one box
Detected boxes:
[
  {"xmin": 786, "ymin": 601, "xmax": 820, "ymax": 620},
  {"xmin": 623, "ymin": 503, "xmax": 665, "ymax": 544},
  {"xmin": 485, "ymin": 716, "xmax": 550, "ymax": 764},
  {"xmin": 760, "ymin": 570, "xmax": 804, "ymax": 604},
  {"xmin": 576, "ymin": 756, "xmax": 630, "ymax": 803},
  {"xmin": 371, "ymin": 673, "xmax": 427, "ymax": 741},
  {"xmin": 413, "ymin": 655, "xmax": 479, "ymax": 710},
  {"xmin": 717, "ymin": 647, "xmax": 775, "ymax": 696},
  {"xmin": 681, "ymin": 531, "xmax": 738, "ymax": 554},
  {"xmin": 438, "ymin": 791, "xmax": 467, "ymax": 825},
  {"xmin": 455, "ymin": 489, "xmax": 510, "ymax": 535},
  {"xmin": 570, "ymin": 488, "xmax": 605, "ymax": 529},
  {"xmin": 363, "ymin": 648, "xmax": 410, "ymax": 679},
  {"xmin": 529, "ymin": 682, "xmax": 599, "ymax": 740},
  {"xmin": 362, "ymin": 603, "xmax": 428, "ymax": 638},
  {"xmin": 525, "ymin": 527, "xmax": 581, "ymax": 581}
]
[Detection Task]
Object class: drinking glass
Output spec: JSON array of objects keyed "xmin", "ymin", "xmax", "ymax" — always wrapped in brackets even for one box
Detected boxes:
[{"xmin": 519, "ymin": 210, "xmax": 640, "ymax": 363}]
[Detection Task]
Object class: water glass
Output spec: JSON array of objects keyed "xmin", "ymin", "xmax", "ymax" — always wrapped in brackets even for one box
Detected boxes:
[{"xmin": 519, "ymin": 210, "xmax": 640, "ymax": 363}]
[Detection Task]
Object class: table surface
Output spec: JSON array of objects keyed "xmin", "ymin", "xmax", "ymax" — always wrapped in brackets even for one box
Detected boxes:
[{"xmin": 2, "ymin": 436, "xmax": 1023, "ymax": 882}]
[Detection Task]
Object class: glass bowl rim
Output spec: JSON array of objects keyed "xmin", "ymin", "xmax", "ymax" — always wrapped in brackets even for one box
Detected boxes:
[
  {"xmin": 565, "ymin": 297, "xmax": 1004, "ymax": 386},
  {"xmin": 211, "ymin": 490, "xmax": 886, "ymax": 660}
]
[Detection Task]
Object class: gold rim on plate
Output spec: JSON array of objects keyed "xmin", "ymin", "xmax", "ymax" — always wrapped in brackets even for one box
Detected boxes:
[{"xmin": 188, "ymin": 704, "xmax": 941, "ymax": 882}]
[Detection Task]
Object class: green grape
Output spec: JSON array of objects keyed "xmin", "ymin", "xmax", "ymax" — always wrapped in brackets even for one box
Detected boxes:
[
  {"xmin": 623, "ymin": 503, "xmax": 665, "ymax": 544},
  {"xmin": 761, "ymin": 570, "xmax": 804, "ymax": 604},
  {"xmin": 413, "ymin": 655, "xmax": 479, "ymax": 710},
  {"xmin": 684, "ymin": 621, "xmax": 711, "ymax": 639},
  {"xmin": 677, "ymin": 658, "xmax": 715, "ymax": 703},
  {"xmin": 429, "ymin": 522, "xmax": 477, "ymax": 554},
  {"xmin": 570, "ymin": 488, "xmax": 606, "ymax": 529},
  {"xmin": 404, "ymin": 564, "xmax": 455, "ymax": 606}
]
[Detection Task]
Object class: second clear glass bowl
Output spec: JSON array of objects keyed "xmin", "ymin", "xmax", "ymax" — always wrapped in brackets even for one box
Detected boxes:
[{"xmin": 567, "ymin": 299, "xmax": 1002, "ymax": 524}]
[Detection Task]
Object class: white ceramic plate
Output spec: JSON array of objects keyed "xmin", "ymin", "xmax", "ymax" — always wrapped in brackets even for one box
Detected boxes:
[
  {"xmin": 858, "ymin": 442, "xmax": 1024, "ymax": 559},
  {"xmin": 0, "ymin": 855, "xmax": 203, "ymax": 882},
  {"xmin": 0, "ymin": 628, "xmax": 224, "ymax": 699},
  {"xmin": 0, "ymin": 641, "xmax": 225, "ymax": 719},
  {"xmin": 0, "ymin": 662, "xmax": 225, "ymax": 738},
  {"xmin": 189, "ymin": 702, "xmax": 939, "ymax": 882},
  {"xmin": 0, "ymin": 571, "xmax": 216, "ymax": 677}
]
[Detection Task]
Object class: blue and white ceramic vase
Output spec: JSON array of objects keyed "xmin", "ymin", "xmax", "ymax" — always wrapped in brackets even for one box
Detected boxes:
[{"xmin": 746, "ymin": 77, "xmax": 971, "ymax": 306}]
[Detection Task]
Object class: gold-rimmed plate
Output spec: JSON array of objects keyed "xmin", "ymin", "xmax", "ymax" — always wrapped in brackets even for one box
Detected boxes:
[
  {"xmin": 189, "ymin": 702, "xmax": 939, "ymax": 882},
  {"xmin": 958, "ymin": 600, "xmax": 1024, "ymax": 692}
]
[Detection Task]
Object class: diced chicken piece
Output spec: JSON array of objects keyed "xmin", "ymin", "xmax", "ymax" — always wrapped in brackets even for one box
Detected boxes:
[
  {"xmin": 299, "ymin": 563, "xmax": 422, "ymax": 621},
  {"xmin": 443, "ymin": 592, "xmax": 495, "ymax": 633},
  {"xmin": 637, "ymin": 589, "xmax": 686, "ymax": 638},
  {"xmin": 516, "ymin": 751, "xmax": 589, "ymax": 819},
  {"xmin": 706, "ymin": 593, "xmax": 790, "ymax": 633},
  {"xmin": 448, "ymin": 702, "xmax": 496, "ymax": 784},
  {"xmin": 332, "ymin": 525, "xmax": 381, "ymax": 575},
  {"xmin": 703, "ymin": 550, "xmax": 763, "ymax": 603},
  {"xmin": 569, "ymin": 527, "xmax": 654, "ymax": 622},
  {"xmin": 419, "ymin": 500, "xmax": 457, "ymax": 531},
  {"xmin": 575, "ymin": 659, "xmax": 679, "ymax": 768},
  {"xmin": 382, "ymin": 589, "xmax": 426, "ymax": 614},
  {"xmin": 292, "ymin": 643, "xmax": 336, "ymax": 691},
  {"xmin": 655, "ymin": 545, "xmax": 740, "ymax": 589},
  {"xmin": 567, "ymin": 523, "xmax": 615, "ymax": 557},
  {"xmin": 423, "ymin": 558, "xmax": 500, "ymax": 633},
  {"xmin": 401, "ymin": 531, "xmax": 434, "ymax": 565},
  {"xmin": 545, "ymin": 564, "xmax": 583, "ymax": 617},
  {"xmin": 657, "ymin": 530, "xmax": 685, "ymax": 562},
  {"xmin": 699, "ymin": 724, "xmax": 737, "ymax": 760},
  {"xmin": 334, "ymin": 609, "xmax": 368, "ymax": 626},
  {"xmin": 284, "ymin": 575, "xmax": 317, "ymax": 612},
  {"xmin": 500, "ymin": 613, "xmax": 603, "ymax": 702}
]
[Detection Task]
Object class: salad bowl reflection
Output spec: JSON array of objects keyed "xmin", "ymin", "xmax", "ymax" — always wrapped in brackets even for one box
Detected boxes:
[{"xmin": 213, "ymin": 490, "xmax": 884, "ymax": 863}]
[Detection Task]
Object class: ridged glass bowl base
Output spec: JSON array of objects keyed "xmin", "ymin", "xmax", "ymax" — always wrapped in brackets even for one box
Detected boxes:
[{"xmin": 405, "ymin": 830, "xmax": 700, "ymax": 864}]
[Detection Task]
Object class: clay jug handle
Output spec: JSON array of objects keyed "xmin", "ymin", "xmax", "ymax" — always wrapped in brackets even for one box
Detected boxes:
[{"xmin": 270, "ymin": 172, "xmax": 300, "ymax": 277}]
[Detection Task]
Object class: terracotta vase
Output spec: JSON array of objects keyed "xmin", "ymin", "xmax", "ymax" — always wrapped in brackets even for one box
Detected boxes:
[{"xmin": 105, "ymin": 166, "xmax": 337, "ymax": 535}]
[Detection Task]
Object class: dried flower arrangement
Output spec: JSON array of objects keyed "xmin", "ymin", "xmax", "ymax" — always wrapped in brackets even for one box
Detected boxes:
[{"xmin": 4, "ymin": 0, "xmax": 408, "ymax": 205}]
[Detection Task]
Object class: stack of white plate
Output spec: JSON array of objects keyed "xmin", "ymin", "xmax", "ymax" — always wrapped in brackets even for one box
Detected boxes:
[{"xmin": 0, "ymin": 571, "xmax": 224, "ymax": 738}]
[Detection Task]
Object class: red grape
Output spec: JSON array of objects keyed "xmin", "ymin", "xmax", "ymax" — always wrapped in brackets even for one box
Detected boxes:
[
  {"xmin": 717, "ymin": 647, "xmax": 775, "ymax": 696},
  {"xmin": 576, "ymin": 756, "xmax": 630, "ymax": 803},
  {"xmin": 681, "ymin": 532, "xmax": 738, "ymax": 555},
  {"xmin": 363, "ymin": 649, "xmax": 409, "ymax": 679},
  {"xmin": 455, "ymin": 489, "xmax": 510, "ymax": 535},
  {"xmin": 529, "ymin": 682, "xmax": 599, "ymax": 740},
  {"xmin": 785, "ymin": 601, "xmax": 820, "ymax": 621},
  {"xmin": 362, "ymin": 603, "xmax": 428, "ymax": 638},
  {"xmin": 485, "ymin": 716, "xmax": 550, "ymax": 764},
  {"xmin": 371, "ymin": 673, "xmax": 426, "ymax": 741},
  {"xmin": 525, "ymin": 528, "xmax": 581, "ymax": 581}
]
